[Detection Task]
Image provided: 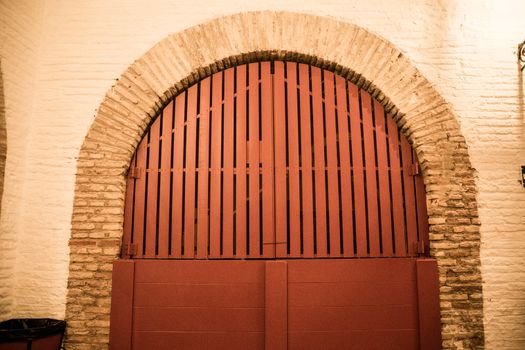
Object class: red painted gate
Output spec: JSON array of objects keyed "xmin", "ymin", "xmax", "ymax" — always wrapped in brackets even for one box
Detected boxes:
[{"xmin": 110, "ymin": 61, "xmax": 441, "ymax": 350}]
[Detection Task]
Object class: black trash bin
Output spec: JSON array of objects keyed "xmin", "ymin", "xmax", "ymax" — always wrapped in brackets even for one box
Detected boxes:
[{"xmin": 0, "ymin": 319, "xmax": 66, "ymax": 350}]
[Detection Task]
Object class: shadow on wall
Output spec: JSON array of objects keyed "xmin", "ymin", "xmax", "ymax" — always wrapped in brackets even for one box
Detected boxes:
[{"xmin": 0, "ymin": 60, "xmax": 7, "ymax": 218}]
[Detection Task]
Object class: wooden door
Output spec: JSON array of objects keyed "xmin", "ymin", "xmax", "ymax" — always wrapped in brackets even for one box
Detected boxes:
[
  {"xmin": 111, "ymin": 60, "xmax": 441, "ymax": 350},
  {"xmin": 121, "ymin": 61, "xmax": 428, "ymax": 260},
  {"xmin": 110, "ymin": 259, "xmax": 441, "ymax": 350}
]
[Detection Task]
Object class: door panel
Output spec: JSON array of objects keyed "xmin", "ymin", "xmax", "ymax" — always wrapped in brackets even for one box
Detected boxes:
[
  {"xmin": 121, "ymin": 61, "xmax": 429, "ymax": 260},
  {"xmin": 288, "ymin": 330, "xmax": 418, "ymax": 350},
  {"xmin": 265, "ymin": 261, "xmax": 287, "ymax": 350},
  {"xmin": 288, "ymin": 282, "xmax": 416, "ymax": 307},
  {"xmin": 133, "ymin": 307, "xmax": 264, "ymax": 332},
  {"xmin": 286, "ymin": 259, "xmax": 416, "ymax": 283},
  {"xmin": 287, "ymin": 259, "xmax": 419, "ymax": 350},
  {"xmin": 132, "ymin": 332, "xmax": 264, "ymax": 350},
  {"xmin": 288, "ymin": 305, "xmax": 417, "ymax": 331},
  {"xmin": 110, "ymin": 259, "xmax": 441, "ymax": 350},
  {"xmin": 131, "ymin": 260, "xmax": 265, "ymax": 350}
]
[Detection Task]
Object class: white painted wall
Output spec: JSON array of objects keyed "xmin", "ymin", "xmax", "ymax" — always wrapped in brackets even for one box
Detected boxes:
[
  {"xmin": 0, "ymin": 0, "xmax": 45, "ymax": 318},
  {"xmin": 0, "ymin": 0, "xmax": 524, "ymax": 348}
]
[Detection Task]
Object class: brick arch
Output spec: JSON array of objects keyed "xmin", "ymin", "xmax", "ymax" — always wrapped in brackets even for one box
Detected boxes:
[{"xmin": 66, "ymin": 11, "xmax": 484, "ymax": 350}]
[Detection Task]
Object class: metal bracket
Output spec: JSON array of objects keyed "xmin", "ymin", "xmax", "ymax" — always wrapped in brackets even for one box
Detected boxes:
[
  {"xmin": 415, "ymin": 240, "xmax": 427, "ymax": 255},
  {"xmin": 519, "ymin": 40, "xmax": 525, "ymax": 72},
  {"xmin": 122, "ymin": 243, "xmax": 137, "ymax": 257},
  {"xmin": 129, "ymin": 167, "xmax": 142, "ymax": 179},
  {"xmin": 408, "ymin": 163, "xmax": 420, "ymax": 176}
]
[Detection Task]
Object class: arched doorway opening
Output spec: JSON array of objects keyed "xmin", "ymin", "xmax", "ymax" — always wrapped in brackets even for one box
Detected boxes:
[
  {"xmin": 109, "ymin": 61, "xmax": 441, "ymax": 350},
  {"xmin": 65, "ymin": 11, "xmax": 484, "ymax": 350}
]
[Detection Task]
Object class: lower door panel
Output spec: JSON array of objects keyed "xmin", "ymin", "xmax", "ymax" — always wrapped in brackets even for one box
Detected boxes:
[
  {"xmin": 109, "ymin": 259, "xmax": 440, "ymax": 350},
  {"xmin": 287, "ymin": 259, "xmax": 419, "ymax": 350}
]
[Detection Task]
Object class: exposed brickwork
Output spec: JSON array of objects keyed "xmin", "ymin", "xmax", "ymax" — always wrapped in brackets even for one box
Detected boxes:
[{"xmin": 63, "ymin": 12, "xmax": 483, "ymax": 350}]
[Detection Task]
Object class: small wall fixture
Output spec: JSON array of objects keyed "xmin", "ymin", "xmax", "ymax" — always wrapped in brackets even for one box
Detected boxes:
[
  {"xmin": 520, "ymin": 40, "xmax": 525, "ymax": 72},
  {"xmin": 521, "ymin": 166, "xmax": 525, "ymax": 188}
]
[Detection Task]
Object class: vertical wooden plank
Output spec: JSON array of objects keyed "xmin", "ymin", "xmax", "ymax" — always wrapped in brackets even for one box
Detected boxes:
[
  {"xmin": 416, "ymin": 259, "xmax": 442, "ymax": 350},
  {"xmin": 361, "ymin": 91, "xmax": 380, "ymax": 257},
  {"xmin": 222, "ymin": 68, "xmax": 235, "ymax": 258},
  {"xmin": 133, "ymin": 139, "xmax": 147, "ymax": 258},
  {"xmin": 298, "ymin": 64, "xmax": 314, "ymax": 258},
  {"xmin": 323, "ymin": 71, "xmax": 341, "ymax": 256},
  {"xmin": 183, "ymin": 85, "xmax": 198, "ymax": 258},
  {"xmin": 248, "ymin": 63, "xmax": 261, "ymax": 258},
  {"xmin": 401, "ymin": 135, "xmax": 418, "ymax": 256},
  {"xmin": 286, "ymin": 62, "xmax": 301, "ymax": 258},
  {"xmin": 261, "ymin": 62, "xmax": 274, "ymax": 258},
  {"xmin": 158, "ymin": 101, "xmax": 173, "ymax": 258},
  {"xmin": 265, "ymin": 261, "xmax": 288, "ymax": 350},
  {"xmin": 348, "ymin": 84, "xmax": 367, "ymax": 256},
  {"xmin": 335, "ymin": 76, "xmax": 354, "ymax": 257},
  {"xmin": 273, "ymin": 61, "xmax": 287, "ymax": 257},
  {"xmin": 122, "ymin": 155, "xmax": 136, "ymax": 257},
  {"xmin": 171, "ymin": 92, "xmax": 186, "ymax": 258},
  {"xmin": 235, "ymin": 65, "xmax": 247, "ymax": 258},
  {"xmin": 109, "ymin": 260, "xmax": 135, "ymax": 350},
  {"xmin": 374, "ymin": 101, "xmax": 393, "ymax": 257},
  {"xmin": 387, "ymin": 116, "xmax": 406, "ymax": 256},
  {"xmin": 311, "ymin": 66, "xmax": 328, "ymax": 257},
  {"xmin": 415, "ymin": 154, "xmax": 429, "ymax": 251},
  {"xmin": 210, "ymin": 72, "xmax": 223, "ymax": 258},
  {"xmin": 145, "ymin": 120, "xmax": 160, "ymax": 258},
  {"xmin": 196, "ymin": 78, "xmax": 211, "ymax": 259}
]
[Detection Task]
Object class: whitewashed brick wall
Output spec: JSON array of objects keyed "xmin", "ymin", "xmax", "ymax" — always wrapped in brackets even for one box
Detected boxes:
[
  {"xmin": 1, "ymin": 0, "xmax": 524, "ymax": 348},
  {"xmin": 0, "ymin": 0, "xmax": 45, "ymax": 319}
]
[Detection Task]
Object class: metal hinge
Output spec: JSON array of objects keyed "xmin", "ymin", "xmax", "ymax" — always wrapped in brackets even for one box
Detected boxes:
[
  {"xmin": 122, "ymin": 243, "xmax": 137, "ymax": 257},
  {"xmin": 415, "ymin": 240, "xmax": 427, "ymax": 255},
  {"xmin": 129, "ymin": 167, "xmax": 143, "ymax": 179},
  {"xmin": 408, "ymin": 163, "xmax": 420, "ymax": 176}
]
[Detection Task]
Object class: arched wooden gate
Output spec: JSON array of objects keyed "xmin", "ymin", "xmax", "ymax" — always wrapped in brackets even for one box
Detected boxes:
[{"xmin": 109, "ymin": 61, "xmax": 441, "ymax": 350}]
